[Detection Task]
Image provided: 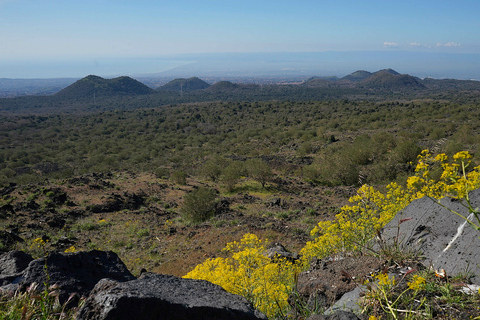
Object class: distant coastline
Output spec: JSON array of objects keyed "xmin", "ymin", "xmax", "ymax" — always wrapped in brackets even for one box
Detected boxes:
[{"xmin": 1, "ymin": 51, "xmax": 479, "ymax": 80}]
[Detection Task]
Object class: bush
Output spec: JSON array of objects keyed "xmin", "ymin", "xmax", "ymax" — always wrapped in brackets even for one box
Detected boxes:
[
  {"xmin": 171, "ymin": 170, "xmax": 187, "ymax": 185},
  {"xmin": 220, "ymin": 162, "xmax": 243, "ymax": 192},
  {"xmin": 181, "ymin": 187, "xmax": 216, "ymax": 223},
  {"xmin": 184, "ymin": 234, "xmax": 302, "ymax": 319},
  {"xmin": 301, "ymin": 150, "xmax": 480, "ymax": 260}
]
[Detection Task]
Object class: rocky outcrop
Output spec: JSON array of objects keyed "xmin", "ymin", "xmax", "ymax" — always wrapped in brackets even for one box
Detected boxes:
[
  {"xmin": 294, "ymin": 188, "xmax": 480, "ymax": 318},
  {"xmin": 0, "ymin": 250, "xmax": 135, "ymax": 305},
  {"xmin": 76, "ymin": 273, "xmax": 267, "ymax": 320},
  {"xmin": 0, "ymin": 250, "xmax": 267, "ymax": 319},
  {"xmin": 380, "ymin": 188, "xmax": 480, "ymax": 284}
]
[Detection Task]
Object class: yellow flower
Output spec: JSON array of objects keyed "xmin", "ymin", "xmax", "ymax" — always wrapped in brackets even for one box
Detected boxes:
[
  {"xmin": 407, "ymin": 275, "xmax": 425, "ymax": 290},
  {"xmin": 376, "ymin": 273, "xmax": 395, "ymax": 287},
  {"xmin": 64, "ymin": 246, "xmax": 76, "ymax": 253},
  {"xmin": 435, "ymin": 153, "xmax": 448, "ymax": 162},
  {"xmin": 34, "ymin": 237, "xmax": 46, "ymax": 245},
  {"xmin": 453, "ymin": 151, "xmax": 472, "ymax": 161}
]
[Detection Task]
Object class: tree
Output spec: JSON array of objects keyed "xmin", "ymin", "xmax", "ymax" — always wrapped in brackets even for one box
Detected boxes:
[
  {"xmin": 220, "ymin": 162, "xmax": 243, "ymax": 192},
  {"xmin": 246, "ymin": 158, "xmax": 273, "ymax": 188},
  {"xmin": 200, "ymin": 160, "xmax": 222, "ymax": 182}
]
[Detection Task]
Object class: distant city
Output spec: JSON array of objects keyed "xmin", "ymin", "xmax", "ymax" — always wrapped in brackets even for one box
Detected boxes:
[{"xmin": 1, "ymin": 51, "xmax": 480, "ymax": 80}]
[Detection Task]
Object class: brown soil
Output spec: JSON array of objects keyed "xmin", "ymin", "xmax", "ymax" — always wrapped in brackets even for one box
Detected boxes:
[{"xmin": 0, "ymin": 171, "xmax": 357, "ymax": 276}]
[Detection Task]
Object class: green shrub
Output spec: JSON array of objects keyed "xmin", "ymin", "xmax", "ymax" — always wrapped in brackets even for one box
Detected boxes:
[
  {"xmin": 181, "ymin": 187, "xmax": 216, "ymax": 223},
  {"xmin": 220, "ymin": 162, "xmax": 243, "ymax": 192},
  {"xmin": 171, "ymin": 170, "xmax": 187, "ymax": 185}
]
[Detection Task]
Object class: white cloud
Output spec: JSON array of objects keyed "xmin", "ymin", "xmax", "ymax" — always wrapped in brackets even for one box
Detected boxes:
[
  {"xmin": 436, "ymin": 42, "xmax": 461, "ymax": 47},
  {"xmin": 384, "ymin": 42, "xmax": 399, "ymax": 47},
  {"xmin": 444, "ymin": 42, "xmax": 461, "ymax": 47}
]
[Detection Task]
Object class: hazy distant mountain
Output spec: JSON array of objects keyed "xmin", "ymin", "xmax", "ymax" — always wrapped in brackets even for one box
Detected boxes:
[
  {"xmin": 207, "ymin": 81, "xmax": 240, "ymax": 91},
  {"xmin": 301, "ymin": 77, "xmax": 337, "ymax": 87},
  {"xmin": 374, "ymin": 68, "xmax": 400, "ymax": 76},
  {"xmin": 55, "ymin": 75, "xmax": 154, "ymax": 99},
  {"xmin": 359, "ymin": 70, "xmax": 425, "ymax": 89},
  {"xmin": 158, "ymin": 77, "xmax": 210, "ymax": 92},
  {"xmin": 341, "ymin": 70, "xmax": 373, "ymax": 82}
]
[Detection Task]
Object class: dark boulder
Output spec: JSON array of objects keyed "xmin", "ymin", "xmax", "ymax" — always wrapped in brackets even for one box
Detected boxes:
[
  {"xmin": 0, "ymin": 251, "xmax": 34, "ymax": 293},
  {"xmin": 19, "ymin": 250, "xmax": 135, "ymax": 303},
  {"xmin": 76, "ymin": 273, "xmax": 267, "ymax": 320},
  {"xmin": 0, "ymin": 251, "xmax": 33, "ymax": 276}
]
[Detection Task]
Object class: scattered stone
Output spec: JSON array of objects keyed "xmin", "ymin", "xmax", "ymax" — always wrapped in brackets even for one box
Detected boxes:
[
  {"xmin": 215, "ymin": 198, "xmax": 231, "ymax": 215},
  {"xmin": 325, "ymin": 286, "xmax": 366, "ymax": 316},
  {"xmin": 0, "ymin": 182, "xmax": 16, "ymax": 197},
  {"xmin": 76, "ymin": 273, "xmax": 268, "ymax": 320},
  {"xmin": 293, "ymin": 256, "xmax": 382, "ymax": 313},
  {"xmin": 265, "ymin": 243, "xmax": 299, "ymax": 262},
  {"xmin": 0, "ymin": 203, "xmax": 14, "ymax": 217},
  {"xmin": 306, "ymin": 310, "xmax": 361, "ymax": 320}
]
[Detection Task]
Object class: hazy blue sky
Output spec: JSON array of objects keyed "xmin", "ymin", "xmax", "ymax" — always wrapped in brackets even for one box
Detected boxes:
[{"xmin": 1, "ymin": 0, "xmax": 479, "ymax": 78}]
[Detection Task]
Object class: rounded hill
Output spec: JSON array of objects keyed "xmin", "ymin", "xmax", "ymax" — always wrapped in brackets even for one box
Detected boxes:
[
  {"xmin": 55, "ymin": 75, "xmax": 154, "ymax": 100},
  {"xmin": 359, "ymin": 71, "xmax": 426, "ymax": 90},
  {"xmin": 158, "ymin": 77, "xmax": 210, "ymax": 92}
]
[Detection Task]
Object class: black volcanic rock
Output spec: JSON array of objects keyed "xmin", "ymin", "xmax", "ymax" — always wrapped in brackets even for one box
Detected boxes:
[
  {"xmin": 18, "ymin": 250, "xmax": 135, "ymax": 303},
  {"xmin": 0, "ymin": 251, "xmax": 33, "ymax": 277},
  {"xmin": 76, "ymin": 273, "xmax": 267, "ymax": 320},
  {"xmin": 158, "ymin": 77, "xmax": 210, "ymax": 92},
  {"xmin": 55, "ymin": 75, "xmax": 154, "ymax": 99}
]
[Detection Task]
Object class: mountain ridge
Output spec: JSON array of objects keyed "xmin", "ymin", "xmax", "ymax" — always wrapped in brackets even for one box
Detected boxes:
[
  {"xmin": 158, "ymin": 77, "xmax": 210, "ymax": 92},
  {"xmin": 55, "ymin": 75, "xmax": 155, "ymax": 100}
]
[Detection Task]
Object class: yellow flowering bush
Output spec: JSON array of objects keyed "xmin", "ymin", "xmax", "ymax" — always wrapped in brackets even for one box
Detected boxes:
[
  {"xmin": 185, "ymin": 150, "xmax": 480, "ymax": 318},
  {"xmin": 301, "ymin": 150, "xmax": 480, "ymax": 260},
  {"xmin": 183, "ymin": 233, "xmax": 302, "ymax": 319}
]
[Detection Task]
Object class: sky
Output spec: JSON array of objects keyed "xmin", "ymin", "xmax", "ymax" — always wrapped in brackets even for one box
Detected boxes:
[{"xmin": 1, "ymin": 0, "xmax": 479, "ymax": 78}]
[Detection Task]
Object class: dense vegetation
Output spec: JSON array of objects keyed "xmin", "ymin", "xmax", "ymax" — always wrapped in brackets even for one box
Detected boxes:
[{"xmin": 1, "ymin": 98, "xmax": 480, "ymax": 187}]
